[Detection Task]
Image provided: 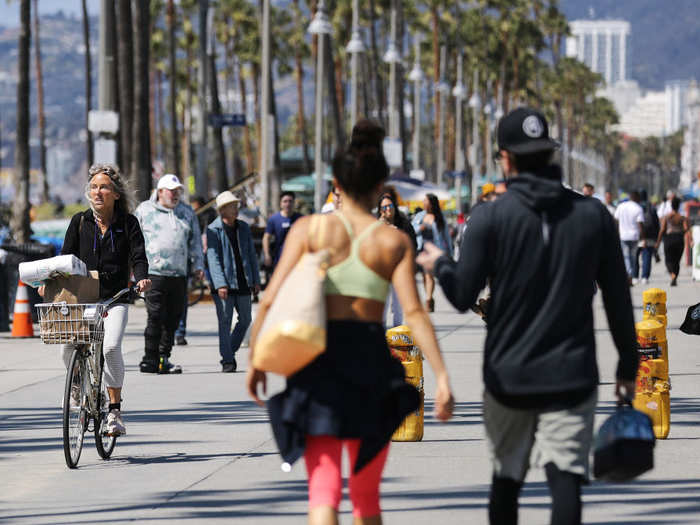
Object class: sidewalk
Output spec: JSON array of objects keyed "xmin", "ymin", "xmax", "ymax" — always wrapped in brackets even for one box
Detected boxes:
[{"xmin": 1, "ymin": 264, "xmax": 700, "ymax": 524}]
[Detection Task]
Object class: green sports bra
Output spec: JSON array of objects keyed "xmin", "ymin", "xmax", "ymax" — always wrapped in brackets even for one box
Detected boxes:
[{"xmin": 324, "ymin": 212, "xmax": 391, "ymax": 302}]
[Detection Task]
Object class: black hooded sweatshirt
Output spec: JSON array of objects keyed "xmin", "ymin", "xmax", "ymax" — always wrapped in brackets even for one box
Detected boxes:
[{"xmin": 435, "ymin": 165, "xmax": 638, "ymax": 409}]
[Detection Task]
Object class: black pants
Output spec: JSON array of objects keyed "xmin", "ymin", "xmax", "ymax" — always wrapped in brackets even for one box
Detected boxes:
[
  {"xmin": 143, "ymin": 275, "xmax": 187, "ymax": 362},
  {"xmin": 663, "ymin": 232, "xmax": 684, "ymax": 276}
]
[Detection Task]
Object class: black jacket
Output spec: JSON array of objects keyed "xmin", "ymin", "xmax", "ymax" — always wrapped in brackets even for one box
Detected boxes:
[
  {"xmin": 61, "ymin": 209, "xmax": 149, "ymax": 301},
  {"xmin": 435, "ymin": 166, "xmax": 638, "ymax": 406}
]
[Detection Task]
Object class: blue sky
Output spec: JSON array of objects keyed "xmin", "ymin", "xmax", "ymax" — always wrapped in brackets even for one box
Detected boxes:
[{"xmin": 0, "ymin": 0, "xmax": 99, "ymax": 27}]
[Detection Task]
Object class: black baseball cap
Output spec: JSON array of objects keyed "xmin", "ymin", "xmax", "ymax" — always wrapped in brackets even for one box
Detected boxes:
[{"xmin": 497, "ymin": 107, "xmax": 560, "ymax": 154}]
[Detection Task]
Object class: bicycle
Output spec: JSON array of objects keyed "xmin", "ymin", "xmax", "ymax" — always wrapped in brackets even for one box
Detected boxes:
[{"xmin": 35, "ymin": 287, "xmax": 135, "ymax": 469}]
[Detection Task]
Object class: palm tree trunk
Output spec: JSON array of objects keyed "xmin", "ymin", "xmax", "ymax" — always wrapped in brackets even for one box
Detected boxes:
[
  {"xmin": 325, "ymin": 35, "xmax": 345, "ymax": 151},
  {"xmin": 132, "ymin": 0, "xmax": 152, "ymax": 201},
  {"xmin": 292, "ymin": 0, "xmax": 311, "ymax": 174},
  {"xmin": 11, "ymin": 0, "xmax": 31, "ymax": 243},
  {"xmin": 116, "ymin": 0, "xmax": 133, "ymax": 179},
  {"xmin": 167, "ymin": 0, "xmax": 180, "ymax": 178},
  {"xmin": 82, "ymin": 0, "xmax": 94, "ymax": 167},
  {"xmin": 368, "ymin": 0, "xmax": 385, "ymax": 125},
  {"xmin": 252, "ymin": 62, "xmax": 260, "ymax": 170},
  {"xmin": 31, "ymin": 0, "xmax": 48, "ymax": 203},
  {"xmin": 209, "ymin": 50, "xmax": 228, "ymax": 192},
  {"xmin": 431, "ymin": 7, "xmax": 440, "ymax": 149}
]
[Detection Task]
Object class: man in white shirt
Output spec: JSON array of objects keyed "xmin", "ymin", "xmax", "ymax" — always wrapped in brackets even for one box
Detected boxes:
[
  {"xmin": 657, "ymin": 190, "xmax": 675, "ymax": 219},
  {"xmin": 614, "ymin": 190, "xmax": 644, "ymax": 284}
]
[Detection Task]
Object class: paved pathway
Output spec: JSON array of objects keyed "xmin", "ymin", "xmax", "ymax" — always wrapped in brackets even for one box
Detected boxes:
[{"xmin": 1, "ymin": 264, "xmax": 700, "ymax": 524}]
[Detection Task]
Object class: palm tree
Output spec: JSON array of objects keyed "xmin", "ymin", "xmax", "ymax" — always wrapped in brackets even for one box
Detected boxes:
[
  {"xmin": 11, "ymin": 0, "xmax": 31, "ymax": 243},
  {"xmin": 117, "ymin": 0, "xmax": 134, "ymax": 179},
  {"xmin": 82, "ymin": 0, "xmax": 94, "ymax": 166},
  {"xmin": 292, "ymin": 0, "xmax": 311, "ymax": 174},
  {"xmin": 209, "ymin": 42, "xmax": 229, "ymax": 192},
  {"xmin": 31, "ymin": 0, "xmax": 47, "ymax": 203},
  {"xmin": 132, "ymin": 0, "xmax": 152, "ymax": 200},
  {"xmin": 167, "ymin": 0, "xmax": 181, "ymax": 178}
]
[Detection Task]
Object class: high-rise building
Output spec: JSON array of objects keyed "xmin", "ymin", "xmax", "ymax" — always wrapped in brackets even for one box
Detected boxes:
[
  {"xmin": 680, "ymin": 81, "xmax": 700, "ymax": 191},
  {"xmin": 566, "ymin": 20, "xmax": 630, "ymax": 87},
  {"xmin": 665, "ymin": 80, "xmax": 691, "ymax": 136}
]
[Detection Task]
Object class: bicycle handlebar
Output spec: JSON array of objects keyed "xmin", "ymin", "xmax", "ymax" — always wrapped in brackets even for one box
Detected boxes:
[{"xmin": 102, "ymin": 286, "xmax": 143, "ymax": 308}]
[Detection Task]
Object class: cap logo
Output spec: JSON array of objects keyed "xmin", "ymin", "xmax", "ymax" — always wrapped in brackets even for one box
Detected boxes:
[{"xmin": 522, "ymin": 115, "xmax": 544, "ymax": 138}]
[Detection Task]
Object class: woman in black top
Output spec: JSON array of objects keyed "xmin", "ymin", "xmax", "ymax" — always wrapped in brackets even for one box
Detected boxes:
[{"xmin": 58, "ymin": 164, "xmax": 150, "ymax": 436}]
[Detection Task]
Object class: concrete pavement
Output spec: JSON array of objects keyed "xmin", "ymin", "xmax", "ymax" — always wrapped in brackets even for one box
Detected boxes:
[{"xmin": 2, "ymin": 263, "xmax": 700, "ymax": 524}]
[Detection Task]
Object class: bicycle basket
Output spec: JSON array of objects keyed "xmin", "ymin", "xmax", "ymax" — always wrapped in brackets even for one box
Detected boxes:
[{"xmin": 35, "ymin": 303, "xmax": 106, "ymax": 345}]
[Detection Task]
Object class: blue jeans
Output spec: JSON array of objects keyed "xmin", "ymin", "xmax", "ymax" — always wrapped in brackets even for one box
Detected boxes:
[
  {"xmin": 383, "ymin": 285, "xmax": 403, "ymax": 328},
  {"xmin": 213, "ymin": 292, "xmax": 252, "ymax": 363},
  {"xmin": 620, "ymin": 240, "xmax": 639, "ymax": 278},
  {"xmin": 636, "ymin": 245, "xmax": 654, "ymax": 279}
]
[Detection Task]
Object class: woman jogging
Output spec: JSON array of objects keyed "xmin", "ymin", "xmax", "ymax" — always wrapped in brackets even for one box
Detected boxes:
[
  {"xmin": 57, "ymin": 164, "xmax": 150, "ymax": 435},
  {"xmin": 247, "ymin": 120, "xmax": 454, "ymax": 524},
  {"xmin": 655, "ymin": 196, "xmax": 689, "ymax": 286},
  {"xmin": 412, "ymin": 194, "xmax": 452, "ymax": 312}
]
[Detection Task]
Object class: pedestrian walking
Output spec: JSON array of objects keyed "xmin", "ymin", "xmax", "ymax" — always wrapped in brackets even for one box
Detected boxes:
[
  {"xmin": 54, "ymin": 163, "xmax": 151, "ymax": 435},
  {"xmin": 134, "ymin": 174, "xmax": 204, "ymax": 374},
  {"xmin": 262, "ymin": 191, "xmax": 303, "ymax": 270},
  {"xmin": 655, "ymin": 196, "xmax": 689, "ymax": 286},
  {"xmin": 657, "ymin": 190, "xmax": 675, "ymax": 220},
  {"xmin": 321, "ymin": 185, "xmax": 342, "ymax": 213},
  {"xmin": 604, "ymin": 190, "xmax": 616, "ymax": 216},
  {"xmin": 581, "ymin": 182, "xmax": 594, "ymax": 197},
  {"xmin": 417, "ymin": 107, "xmax": 637, "ymax": 525},
  {"xmin": 247, "ymin": 119, "xmax": 454, "ymax": 524},
  {"xmin": 412, "ymin": 194, "xmax": 452, "ymax": 312},
  {"xmin": 614, "ymin": 190, "xmax": 644, "ymax": 284},
  {"xmin": 206, "ymin": 191, "xmax": 261, "ymax": 372},
  {"xmin": 377, "ymin": 190, "xmax": 417, "ymax": 327},
  {"xmin": 636, "ymin": 189, "xmax": 660, "ymax": 285},
  {"xmin": 175, "ymin": 195, "xmax": 218, "ymax": 346}
]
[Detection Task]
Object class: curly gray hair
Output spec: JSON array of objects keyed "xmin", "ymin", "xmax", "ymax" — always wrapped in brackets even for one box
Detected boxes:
[{"xmin": 84, "ymin": 163, "xmax": 136, "ymax": 214}]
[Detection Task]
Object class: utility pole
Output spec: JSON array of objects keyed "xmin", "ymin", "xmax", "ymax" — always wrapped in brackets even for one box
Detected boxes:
[
  {"xmin": 436, "ymin": 46, "xmax": 448, "ymax": 184},
  {"xmin": 346, "ymin": 0, "xmax": 364, "ymax": 129},
  {"xmin": 260, "ymin": 0, "xmax": 270, "ymax": 217}
]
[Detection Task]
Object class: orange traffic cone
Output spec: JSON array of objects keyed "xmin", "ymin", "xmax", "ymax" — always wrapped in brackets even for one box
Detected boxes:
[{"xmin": 11, "ymin": 280, "xmax": 34, "ymax": 338}]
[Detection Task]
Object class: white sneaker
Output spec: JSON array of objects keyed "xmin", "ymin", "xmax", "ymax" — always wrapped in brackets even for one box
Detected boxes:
[
  {"xmin": 641, "ymin": 278, "xmax": 649, "ymax": 284},
  {"xmin": 632, "ymin": 278, "xmax": 639, "ymax": 285},
  {"xmin": 106, "ymin": 409, "xmax": 126, "ymax": 436},
  {"xmin": 61, "ymin": 384, "xmax": 81, "ymax": 409}
]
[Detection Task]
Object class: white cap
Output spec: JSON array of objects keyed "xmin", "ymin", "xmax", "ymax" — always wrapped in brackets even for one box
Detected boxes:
[
  {"xmin": 215, "ymin": 190, "xmax": 241, "ymax": 210},
  {"xmin": 157, "ymin": 173, "xmax": 184, "ymax": 191}
]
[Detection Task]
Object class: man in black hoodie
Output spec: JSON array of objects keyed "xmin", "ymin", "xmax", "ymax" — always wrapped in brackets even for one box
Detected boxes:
[{"xmin": 418, "ymin": 108, "xmax": 638, "ymax": 525}]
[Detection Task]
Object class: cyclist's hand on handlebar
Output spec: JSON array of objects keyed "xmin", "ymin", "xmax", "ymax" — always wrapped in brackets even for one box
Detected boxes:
[{"xmin": 135, "ymin": 279, "xmax": 152, "ymax": 293}]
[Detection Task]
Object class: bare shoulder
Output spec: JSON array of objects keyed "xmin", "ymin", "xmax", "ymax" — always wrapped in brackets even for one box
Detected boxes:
[{"xmin": 375, "ymin": 222, "xmax": 411, "ymax": 257}]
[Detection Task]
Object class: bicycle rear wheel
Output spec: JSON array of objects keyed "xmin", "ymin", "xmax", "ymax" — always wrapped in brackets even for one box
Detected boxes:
[
  {"xmin": 95, "ymin": 353, "xmax": 116, "ymax": 459},
  {"xmin": 63, "ymin": 348, "xmax": 88, "ymax": 469}
]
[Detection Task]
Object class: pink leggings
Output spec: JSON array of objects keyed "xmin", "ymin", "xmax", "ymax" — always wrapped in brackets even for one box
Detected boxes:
[{"xmin": 304, "ymin": 435, "xmax": 390, "ymax": 518}]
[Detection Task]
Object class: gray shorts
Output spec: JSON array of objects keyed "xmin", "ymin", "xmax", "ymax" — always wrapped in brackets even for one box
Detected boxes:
[{"xmin": 483, "ymin": 389, "xmax": 597, "ymax": 482}]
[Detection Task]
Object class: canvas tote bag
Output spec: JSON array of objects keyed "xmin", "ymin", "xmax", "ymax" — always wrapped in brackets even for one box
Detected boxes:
[{"xmin": 253, "ymin": 214, "xmax": 329, "ymax": 376}]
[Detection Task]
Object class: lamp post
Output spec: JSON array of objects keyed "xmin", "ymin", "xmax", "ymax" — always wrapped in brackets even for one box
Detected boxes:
[
  {"xmin": 346, "ymin": 0, "xmax": 364, "ymax": 128},
  {"xmin": 452, "ymin": 53, "xmax": 466, "ymax": 212},
  {"xmin": 468, "ymin": 69, "xmax": 481, "ymax": 204},
  {"xmin": 408, "ymin": 35, "xmax": 423, "ymax": 175},
  {"xmin": 435, "ymin": 46, "xmax": 449, "ymax": 184},
  {"xmin": 309, "ymin": 0, "xmax": 332, "ymax": 212},
  {"xmin": 260, "ymin": 0, "xmax": 270, "ymax": 217},
  {"xmin": 383, "ymin": 4, "xmax": 400, "ymax": 138}
]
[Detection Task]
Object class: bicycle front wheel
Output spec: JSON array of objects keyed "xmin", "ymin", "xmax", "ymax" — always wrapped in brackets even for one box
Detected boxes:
[
  {"xmin": 63, "ymin": 348, "xmax": 88, "ymax": 469},
  {"xmin": 95, "ymin": 354, "xmax": 116, "ymax": 459}
]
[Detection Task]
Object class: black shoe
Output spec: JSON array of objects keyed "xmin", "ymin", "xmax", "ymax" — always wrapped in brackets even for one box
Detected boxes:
[
  {"xmin": 158, "ymin": 356, "xmax": 183, "ymax": 374},
  {"xmin": 175, "ymin": 336, "xmax": 188, "ymax": 346},
  {"xmin": 222, "ymin": 362, "xmax": 236, "ymax": 373},
  {"xmin": 140, "ymin": 360, "xmax": 158, "ymax": 373}
]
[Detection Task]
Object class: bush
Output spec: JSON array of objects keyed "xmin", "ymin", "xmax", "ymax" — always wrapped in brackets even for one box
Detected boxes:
[{"xmin": 63, "ymin": 203, "xmax": 88, "ymax": 218}]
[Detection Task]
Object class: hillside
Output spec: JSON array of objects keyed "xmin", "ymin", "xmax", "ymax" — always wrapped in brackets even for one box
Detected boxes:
[{"xmin": 560, "ymin": 0, "xmax": 700, "ymax": 90}]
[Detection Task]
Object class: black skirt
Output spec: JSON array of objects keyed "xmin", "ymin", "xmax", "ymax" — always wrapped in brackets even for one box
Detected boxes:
[{"xmin": 267, "ymin": 320, "xmax": 420, "ymax": 473}]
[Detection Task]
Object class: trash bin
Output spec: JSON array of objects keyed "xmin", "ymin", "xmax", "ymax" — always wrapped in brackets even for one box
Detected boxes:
[
  {"xmin": 386, "ymin": 325, "xmax": 424, "ymax": 442},
  {"xmin": 1, "ymin": 242, "xmax": 56, "ymax": 324}
]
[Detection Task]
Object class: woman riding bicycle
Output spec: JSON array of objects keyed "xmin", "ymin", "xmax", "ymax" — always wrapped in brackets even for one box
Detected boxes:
[
  {"xmin": 247, "ymin": 120, "xmax": 454, "ymax": 524},
  {"xmin": 51, "ymin": 164, "xmax": 150, "ymax": 436}
]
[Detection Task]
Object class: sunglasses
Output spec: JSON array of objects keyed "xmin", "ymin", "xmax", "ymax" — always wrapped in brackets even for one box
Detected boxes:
[{"xmin": 380, "ymin": 204, "xmax": 395, "ymax": 211}]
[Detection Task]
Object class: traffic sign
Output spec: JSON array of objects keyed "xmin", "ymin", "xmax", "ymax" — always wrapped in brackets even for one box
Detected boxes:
[{"xmin": 208, "ymin": 113, "xmax": 247, "ymax": 127}]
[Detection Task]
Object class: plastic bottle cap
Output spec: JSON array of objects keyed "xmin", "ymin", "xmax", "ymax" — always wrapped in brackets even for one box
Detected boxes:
[{"xmin": 281, "ymin": 462, "xmax": 292, "ymax": 473}]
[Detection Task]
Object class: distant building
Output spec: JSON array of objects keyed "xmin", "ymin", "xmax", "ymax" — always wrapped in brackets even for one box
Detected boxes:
[
  {"xmin": 615, "ymin": 91, "xmax": 666, "ymax": 138},
  {"xmin": 566, "ymin": 20, "xmax": 630, "ymax": 86},
  {"xmin": 680, "ymin": 81, "xmax": 700, "ymax": 191},
  {"xmin": 665, "ymin": 80, "xmax": 691, "ymax": 135}
]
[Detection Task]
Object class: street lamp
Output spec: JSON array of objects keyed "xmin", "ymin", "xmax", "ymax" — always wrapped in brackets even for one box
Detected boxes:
[
  {"xmin": 436, "ymin": 46, "xmax": 449, "ymax": 184},
  {"xmin": 408, "ymin": 35, "xmax": 423, "ymax": 176},
  {"xmin": 452, "ymin": 53, "xmax": 466, "ymax": 212},
  {"xmin": 308, "ymin": 0, "xmax": 332, "ymax": 212},
  {"xmin": 468, "ymin": 70, "xmax": 481, "ymax": 204},
  {"xmin": 383, "ymin": 5, "xmax": 400, "ymax": 138},
  {"xmin": 346, "ymin": 0, "xmax": 364, "ymax": 128}
]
